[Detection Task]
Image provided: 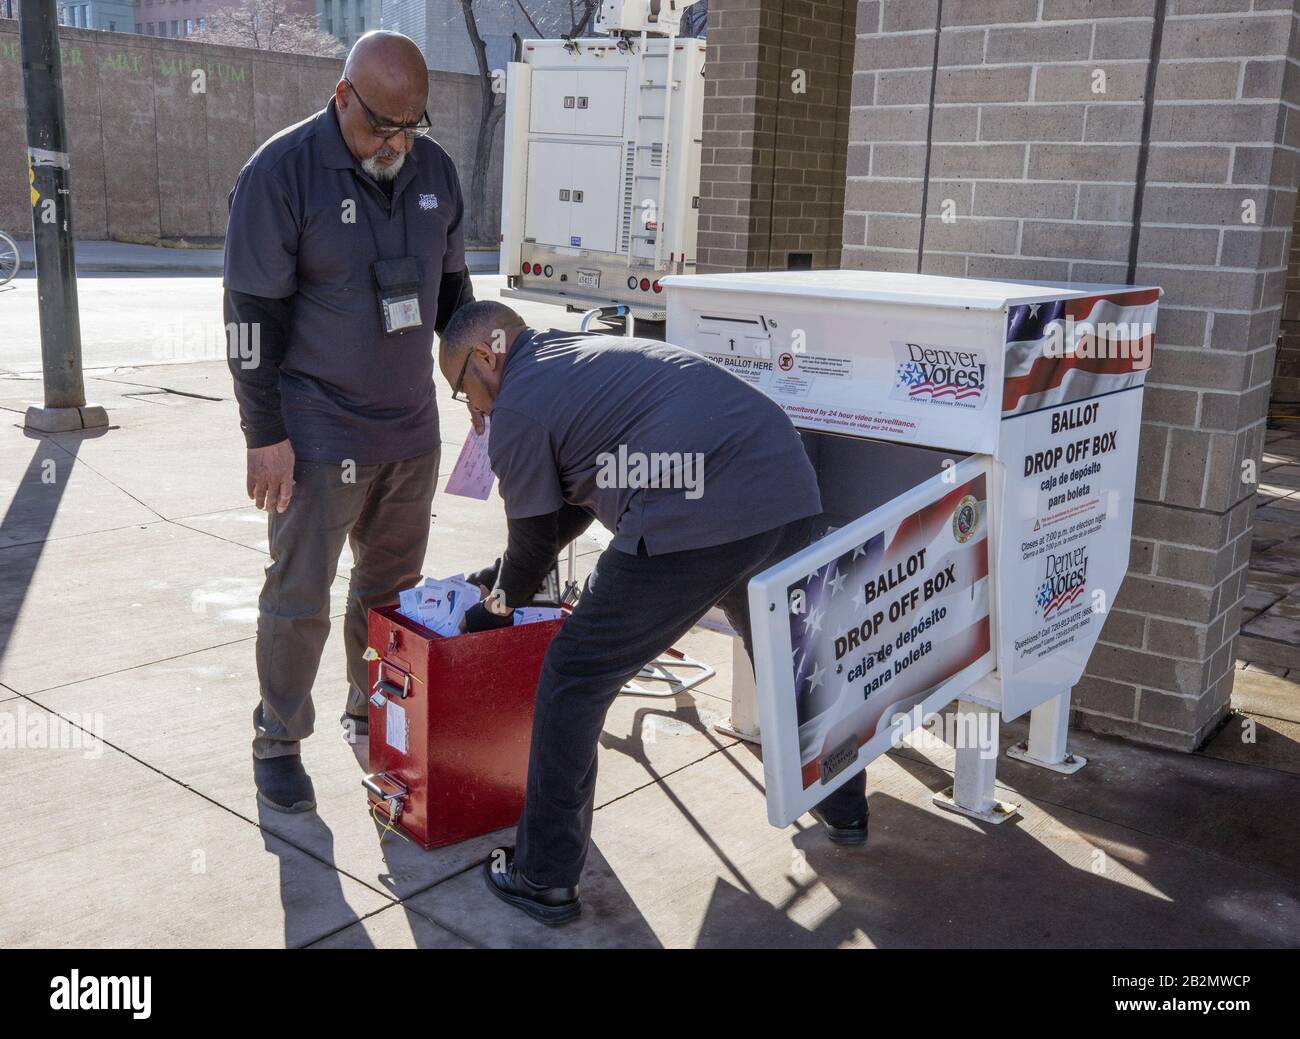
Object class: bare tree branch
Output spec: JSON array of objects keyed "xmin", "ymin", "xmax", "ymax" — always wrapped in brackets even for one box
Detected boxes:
[
  {"xmin": 459, "ymin": 0, "xmax": 506, "ymax": 244},
  {"xmin": 510, "ymin": 0, "xmax": 544, "ymax": 37},
  {"xmin": 191, "ymin": 0, "xmax": 346, "ymax": 57}
]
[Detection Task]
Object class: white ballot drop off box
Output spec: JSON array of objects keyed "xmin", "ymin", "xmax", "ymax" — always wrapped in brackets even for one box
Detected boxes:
[{"xmin": 662, "ymin": 270, "xmax": 1160, "ymax": 826}]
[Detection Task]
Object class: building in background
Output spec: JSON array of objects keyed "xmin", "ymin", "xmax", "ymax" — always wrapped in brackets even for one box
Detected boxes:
[
  {"xmin": 317, "ymin": 0, "xmax": 380, "ymax": 49},
  {"xmin": 381, "ymin": 0, "xmax": 592, "ymax": 76},
  {"xmin": 57, "ymin": 0, "xmax": 134, "ymax": 32},
  {"xmin": 129, "ymin": 0, "xmax": 316, "ymax": 39}
]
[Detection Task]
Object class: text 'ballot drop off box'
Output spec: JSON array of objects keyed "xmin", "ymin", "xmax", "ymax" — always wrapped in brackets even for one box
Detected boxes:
[{"xmin": 663, "ymin": 270, "xmax": 1159, "ymax": 826}]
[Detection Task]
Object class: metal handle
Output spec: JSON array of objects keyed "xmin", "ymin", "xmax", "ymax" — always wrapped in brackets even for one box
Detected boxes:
[
  {"xmin": 362, "ymin": 771, "xmax": 408, "ymax": 800},
  {"xmin": 579, "ymin": 304, "xmax": 629, "ymax": 332},
  {"xmin": 373, "ymin": 660, "xmax": 411, "ymax": 699},
  {"xmin": 362, "ymin": 771, "xmax": 408, "ymax": 822}
]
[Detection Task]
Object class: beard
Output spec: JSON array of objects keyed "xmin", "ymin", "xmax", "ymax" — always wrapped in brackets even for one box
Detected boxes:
[{"xmin": 362, "ymin": 150, "xmax": 406, "ymax": 182}]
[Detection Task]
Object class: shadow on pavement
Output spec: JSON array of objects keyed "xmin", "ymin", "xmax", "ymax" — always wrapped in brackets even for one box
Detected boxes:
[
  {"xmin": 255, "ymin": 799, "xmax": 378, "ymax": 950},
  {"xmin": 0, "ymin": 429, "xmax": 104, "ymax": 668}
]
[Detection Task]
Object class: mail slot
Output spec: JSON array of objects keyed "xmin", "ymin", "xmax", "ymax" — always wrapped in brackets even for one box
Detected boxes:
[{"xmin": 664, "ymin": 270, "xmax": 1160, "ymax": 825}]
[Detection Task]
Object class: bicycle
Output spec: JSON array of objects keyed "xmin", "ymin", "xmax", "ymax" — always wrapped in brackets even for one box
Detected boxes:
[{"xmin": 0, "ymin": 230, "xmax": 19, "ymax": 287}]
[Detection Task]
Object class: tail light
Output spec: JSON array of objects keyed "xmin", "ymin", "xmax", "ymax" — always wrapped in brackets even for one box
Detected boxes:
[
  {"xmin": 652, "ymin": 281, "xmax": 662, "ymax": 293},
  {"xmin": 639, "ymin": 278, "xmax": 650, "ymax": 291}
]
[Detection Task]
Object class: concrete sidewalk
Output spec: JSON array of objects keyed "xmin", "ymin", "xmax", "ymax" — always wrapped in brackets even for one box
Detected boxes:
[
  {"xmin": 0, "ymin": 364, "xmax": 1297, "ymax": 948},
  {"xmin": 13, "ymin": 239, "xmax": 501, "ymax": 274}
]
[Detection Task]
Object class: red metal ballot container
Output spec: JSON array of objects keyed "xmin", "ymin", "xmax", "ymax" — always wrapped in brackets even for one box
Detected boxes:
[{"xmin": 363, "ymin": 605, "xmax": 564, "ymax": 849}]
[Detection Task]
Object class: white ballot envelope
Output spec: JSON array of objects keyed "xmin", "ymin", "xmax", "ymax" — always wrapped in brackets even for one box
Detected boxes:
[
  {"xmin": 513, "ymin": 606, "xmax": 565, "ymax": 626},
  {"xmin": 399, "ymin": 574, "xmax": 480, "ymax": 636}
]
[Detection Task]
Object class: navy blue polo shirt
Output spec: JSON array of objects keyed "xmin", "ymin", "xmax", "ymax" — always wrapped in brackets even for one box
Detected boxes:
[
  {"xmin": 223, "ymin": 99, "xmax": 466, "ymax": 464},
  {"xmin": 487, "ymin": 329, "xmax": 823, "ymax": 555}
]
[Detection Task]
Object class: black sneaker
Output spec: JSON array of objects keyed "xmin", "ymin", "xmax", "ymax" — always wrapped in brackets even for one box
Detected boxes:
[
  {"xmin": 482, "ymin": 847, "xmax": 581, "ymax": 926},
  {"xmin": 253, "ymin": 755, "xmax": 317, "ymax": 814},
  {"xmin": 810, "ymin": 806, "xmax": 869, "ymax": 846},
  {"xmin": 340, "ymin": 711, "xmax": 368, "ymax": 741}
]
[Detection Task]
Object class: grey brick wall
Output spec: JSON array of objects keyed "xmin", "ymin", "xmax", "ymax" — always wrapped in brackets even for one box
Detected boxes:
[
  {"xmin": 845, "ymin": 0, "xmax": 1299, "ymax": 751},
  {"xmin": 1275, "ymin": 196, "xmax": 1300, "ymax": 405},
  {"xmin": 697, "ymin": 0, "xmax": 856, "ymax": 272}
]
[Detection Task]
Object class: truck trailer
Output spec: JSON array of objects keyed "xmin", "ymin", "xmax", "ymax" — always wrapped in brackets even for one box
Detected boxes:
[{"xmin": 498, "ymin": 0, "xmax": 704, "ymax": 323}]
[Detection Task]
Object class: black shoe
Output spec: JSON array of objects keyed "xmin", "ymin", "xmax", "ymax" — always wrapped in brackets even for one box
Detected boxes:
[
  {"xmin": 810, "ymin": 806, "xmax": 869, "ymax": 846},
  {"xmin": 253, "ymin": 755, "xmax": 317, "ymax": 813},
  {"xmin": 482, "ymin": 847, "xmax": 581, "ymax": 926},
  {"xmin": 340, "ymin": 711, "xmax": 368, "ymax": 741}
]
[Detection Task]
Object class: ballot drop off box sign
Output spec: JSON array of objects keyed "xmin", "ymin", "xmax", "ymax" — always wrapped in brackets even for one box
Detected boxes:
[{"xmin": 663, "ymin": 271, "xmax": 1159, "ymax": 826}]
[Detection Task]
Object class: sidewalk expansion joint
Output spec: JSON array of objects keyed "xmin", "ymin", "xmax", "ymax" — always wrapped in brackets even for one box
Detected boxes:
[
  {"xmin": 15, "ymin": 686, "xmax": 415, "ymax": 911},
  {"xmin": 306, "ymin": 896, "xmax": 487, "ymax": 950}
]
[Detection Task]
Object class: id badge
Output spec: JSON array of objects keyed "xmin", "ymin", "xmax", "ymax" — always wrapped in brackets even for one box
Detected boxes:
[
  {"xmin": 381, "ymin": 292, "xmax": 423, "ymax": 334},
  {"xmin": 372, "ymin": 256, "xmax": 424, "ymax": 336}
]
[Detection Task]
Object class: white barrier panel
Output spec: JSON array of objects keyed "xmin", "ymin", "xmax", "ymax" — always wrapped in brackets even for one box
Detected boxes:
[{"xmin": 747, "ymin": 457, "xmax": 995, "ymax": 826}]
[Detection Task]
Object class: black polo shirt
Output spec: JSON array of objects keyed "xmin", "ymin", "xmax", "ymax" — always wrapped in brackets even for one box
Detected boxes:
[
  {"xmin": 223, "ymin": 99, "xmax": 466, "ymax": 464},
  {"xmin": 487, "ymin": 329, "xmax": 823, "ymax": 555}
]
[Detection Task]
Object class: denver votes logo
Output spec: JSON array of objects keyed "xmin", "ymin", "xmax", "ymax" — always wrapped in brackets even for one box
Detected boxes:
[
  {"xmin": 1036, "ymin": 546, "xmax": 1088, "ymax": 619},
  {"xmin": 418, "ymin": 193, "xmax": 439, "ymax": 210},
  {"xmin": 889, "ymin": 340, "xmax": 988, "ymax": 410}
]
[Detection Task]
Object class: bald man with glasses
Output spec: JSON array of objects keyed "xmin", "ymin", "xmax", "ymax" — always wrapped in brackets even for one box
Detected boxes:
[{"xmin": 223, "ymin": 31, "xmax": 475, "ymax": 813}]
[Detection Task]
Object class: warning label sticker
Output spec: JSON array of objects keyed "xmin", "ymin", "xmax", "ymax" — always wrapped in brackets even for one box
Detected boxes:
[
  {"xmin": 794, "ymin": 354, "xmax": 853, "ymax": 378},
  {"xmin": 385, "ymin": 697, "xmax": 408, "ymax": 755}
]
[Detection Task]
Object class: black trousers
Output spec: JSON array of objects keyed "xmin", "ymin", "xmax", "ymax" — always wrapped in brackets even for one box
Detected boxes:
[{"xmin": 515, "ymin": 516, "xmax": 869, "ymax": 888}]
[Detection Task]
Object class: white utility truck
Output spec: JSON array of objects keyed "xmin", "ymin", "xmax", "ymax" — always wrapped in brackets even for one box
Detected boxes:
[{"xmin": 498, "ymin": 0, "xmax": 704, "ymax": 322}]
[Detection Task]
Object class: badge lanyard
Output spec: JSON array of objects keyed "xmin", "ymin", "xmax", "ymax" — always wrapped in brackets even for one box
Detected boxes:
[
  {"xmin": 355, "ymin": 175, "xmax": 410, "ymax": 262},
  {"xmin": 356, "ymin": 173, "xmax": 423, "ymax": 336}
]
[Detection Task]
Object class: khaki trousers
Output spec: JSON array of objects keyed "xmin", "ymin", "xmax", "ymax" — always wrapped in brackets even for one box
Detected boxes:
[{"xmin": 252, "ymin": 449, "xmax": 439, "ymax": 759}]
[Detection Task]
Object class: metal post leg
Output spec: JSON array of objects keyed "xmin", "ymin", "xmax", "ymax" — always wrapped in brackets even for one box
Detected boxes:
[
  {"xmin": 1006, "ymin": 691, "xmax": 1087, "ymax": 774},
  {"xmin": 932, "ymin": 700, "xmax": 1019, "ymax": 823},
  {"xmin": 714, "ymin": 636, "xmax": 761, "ymax": 744}
]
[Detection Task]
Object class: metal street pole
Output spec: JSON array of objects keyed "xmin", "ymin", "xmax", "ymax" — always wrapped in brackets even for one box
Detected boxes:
[{"xmin": 18, "ymin": 0, "xmax": 107, "ymax": 433}]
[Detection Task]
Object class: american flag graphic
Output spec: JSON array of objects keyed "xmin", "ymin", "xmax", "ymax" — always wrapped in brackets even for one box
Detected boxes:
[
  {"xmin": 1036, "ymin": 578, "xmax": 1084, "ymax": 618},
  {"xmin": 1003, "ymin": 288, "xmax": 1159, "ymax": 416},
  {"xmin": 896, "ymin": 360, "xmax": 982, "ymax": 401}
]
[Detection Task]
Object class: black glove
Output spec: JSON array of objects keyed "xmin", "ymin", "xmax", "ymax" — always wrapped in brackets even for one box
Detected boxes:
[
  {"xmin": 466, "ymin": 558, "xmax": 502, "ymax": 591},
  {"xmin": 462, "ymin": 600, "xmax": 515, "ymax": 633}
]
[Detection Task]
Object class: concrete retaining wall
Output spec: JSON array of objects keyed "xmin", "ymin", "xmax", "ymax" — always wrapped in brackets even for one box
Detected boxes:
[{"xmin": 0, "ymin": 20, "xmax": 502, "ymax": 242}]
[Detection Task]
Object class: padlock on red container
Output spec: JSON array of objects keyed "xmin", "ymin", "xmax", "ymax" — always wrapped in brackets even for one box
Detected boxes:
[{"xmin": 363, "ymin": 604, "xmax": 564, "ymax": 849}]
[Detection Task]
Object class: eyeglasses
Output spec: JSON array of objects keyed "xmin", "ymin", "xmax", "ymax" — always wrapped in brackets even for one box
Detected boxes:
[
  {"xmin": 344, "ymin": 78, "xmax": 432, "ymax": 142},
  {"xmin": 451, "ymin": 348, "xmax": 473, "ymax": 403}
]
